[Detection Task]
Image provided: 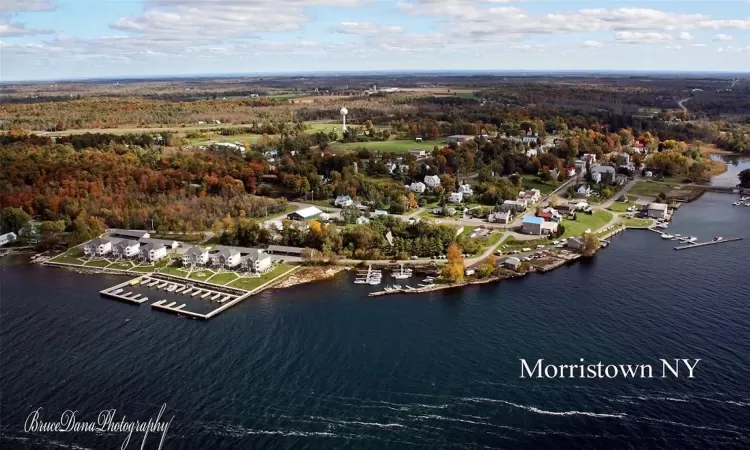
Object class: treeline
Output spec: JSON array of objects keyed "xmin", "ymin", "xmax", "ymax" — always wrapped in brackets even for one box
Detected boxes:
[{"xmin": 0, "ymin": 140, "xmax": 285, "ymax": 234}]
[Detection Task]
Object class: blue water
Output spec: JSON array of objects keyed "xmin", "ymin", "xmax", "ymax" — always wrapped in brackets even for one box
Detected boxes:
[{"xmin": 1, "ymin": 192, "xmax": 749, "ymax": 449}]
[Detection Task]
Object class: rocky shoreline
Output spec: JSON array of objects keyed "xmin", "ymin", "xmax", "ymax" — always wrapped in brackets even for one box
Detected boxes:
[{"xmin": 272, "ymin": 265, "xmax": 349, "ymax": 288}]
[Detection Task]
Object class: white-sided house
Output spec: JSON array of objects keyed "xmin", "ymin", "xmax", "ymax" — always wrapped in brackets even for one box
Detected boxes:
[
  {"xmin": 518, "ymin": 189, "xmax": 541, "ymax": 204},
  {"xmin": 502, "ymin": 199, "xmax": 527, "ymax": 212},
  {"xmin": 334, "ymin": 195, "xmax": 353, "ymax": 207},
  {"xmin": 241, "ymin": 249, "xmax": 272, "ymax": 273},
  {"xmin": 112, "ymin": 239, "xmax": 140, "ymax": 258},
  {"xmin": 139, "ymin": 243, "xmax": 167, "ymax": 262},
  {"xmin": 409, "ymin": 182, "xmax": 426, "ymax": 193},
  {"xmin": 488, "ymin": 211, "xmax": 511, "ymax": 224},
  {"xmin": 182, "ymin": 246, "xmax": 210, "ymax": 266},
  {"xmin": 0, "ymin": 232, "xmax": 17, "ymax": 246},
  {"xmin": 424, "ymin": 175, "xmax": 441, "ymax": 188},
  {"xmin": 449, "ymin": 192, "xmax": 463, "ymax": 203},
  {"xmin": 591, "ymin": 172, "xmax": 602, "ymax": 183},
  {"xmin": 84, "ymin": 238, "xmax": 113, "ymax": 256},
  {"xmin": 356, "ymin": 216, "xmax": 370, "ymax": 225},
  {"xmin": 458, "ymin": 183, "xmax": 473, "ymax": 196},
  {"xmin": 577, "ymin": 185, "xmax": 593, "ymax": 197},
  {"xmin": 211, "ymin": 248, "xmax": 241, "ymax": 268},
  {"xmin": 522, "ymin": 132, "xmax": 538, "ymax": 144}
]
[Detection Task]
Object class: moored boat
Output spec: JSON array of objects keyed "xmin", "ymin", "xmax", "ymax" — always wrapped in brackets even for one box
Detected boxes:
[{"xmin": 661, "ymin": 234, "xmax": 673, "ymax": 239}]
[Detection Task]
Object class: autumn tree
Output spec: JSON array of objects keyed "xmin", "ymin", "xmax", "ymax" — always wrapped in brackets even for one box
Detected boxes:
[
  {"xmin": 581, "ymin": 233, "xmax": 600, "ymax": 257},
  {"xmin": 0, "ymin": 207, "xmax": 31, "ymax": 234},
  {"xmin": 442, "ymin": 242, "xmax": 465, "ymax": 282},
  {"xmin": 406, "ymin": 192, "xmax": 418, "ymax": 210}
]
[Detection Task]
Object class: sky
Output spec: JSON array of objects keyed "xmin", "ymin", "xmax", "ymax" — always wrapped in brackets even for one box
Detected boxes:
[{"xmin": 1, "ymin": 0, "xmax": 750, "ymax": 81}]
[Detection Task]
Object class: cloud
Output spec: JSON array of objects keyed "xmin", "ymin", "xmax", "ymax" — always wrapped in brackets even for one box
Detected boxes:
[
  {"xmin": 331, "ymin": 22, "xmax": 402, "ymax": 35},
  {"xmin": 0, "ymin": 21, "xmax": 52, "ymax": 36},
  {"xmin": 0, "ymin": 0, "xmax": 55, "ymax": 12},
  {"xmin": 511, "ymin": 43, "xmax": 546, "ymax": 53},
  {"xmin": 713, "ymin": 33, "xmax": 733, "ymax": 41},
  {"xmin": 111, "ymin": 0, "xmax": 363, "ymax": 42},
  {"xmin": 582, "ymin": 40, "xmax": 603, "ymax": 48},
  {"xmin": 678, "ymin": 32, "xmax": 693, "ymax": 40},
  {"xmin": 717, "ymin": 46, "xmax": 750, "ymax": 52},
  {"xmin": 615, "ymin": 31, "xmax": 673, "ymax": 45}
]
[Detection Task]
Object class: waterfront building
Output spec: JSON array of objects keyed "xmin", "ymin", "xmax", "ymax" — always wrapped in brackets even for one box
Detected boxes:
[
  {"xmin": 84, "ymin": 238, "xmax": 113, "ymax": 256},
  {"xmin": 210, "ymin": 248, "xmax": 241, "ymax": 268},
  {"xmin": 182, "ymin": 246, "xmax": 210, "ymax": 266},
  {"xmin": 567, "ymin": 236, "xmax": 585, "ymax": 250},
  {"xmin": 499, "ymin": 257, "xmax": 521, "ymax": 270},
  {"xmin": 522, "ymin": 216, "xmax": 559, "ymax": 235},
  {"xmin": 0, "ymin": 232, "xmax": 17, "ymax": 246},
  {"xmin": 139, "ymin": 243, "xmax": 167, "ymax": 262},
  {"xmin": 646, "ymin": 202, "xmax": 669, "ymax": 219},
  {"xmin": 106, "ymin": 229, "xmax": 151, "ymax": 240},
  {"xmin": 241, "ymin": 249, "xmax": 272, "ymax": 273},
  {"xmin": 111, "ymin": 239, "xmax": 140, "ymax": 258}
]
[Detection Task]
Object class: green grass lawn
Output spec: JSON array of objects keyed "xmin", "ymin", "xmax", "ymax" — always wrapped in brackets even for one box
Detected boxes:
[
  {"xmin": 503, "ymin": 237, "xmax": 551, "ymax": 249},
  {"xmin": 227, "ymin": 264, "xmax": 296, "ymax": 291},
  {"xmin": 109, "ymin": 262, "xmax": 134, "ymax": 270},
  {"xmin": 84, "ymin": 259, "xmax": 112, "ymax": 268},
  {"xmin": 50, "ymin": 248, "xmax": 85, "ymax": 265},
  {"xmin": 561, "ymin": 210, "xmax": 613, "ymax": 238},
  {"xmin": 160, "ymin": 266, "xmax": 189, "ymax": 278},
  {"xmin": 330, "ymin": 139, "xmax": 442, "ymax": 153},
  {"xmin": 189, "ymin": 270, "xmax": 215, "ymax": 280},
  {"xmin": 607, "ymin": 200, "xmax": 636, "ymax": 213},
  {"xmin": 208, "ymin": 272, "xmax": 239, "ymax": 285},
  {"xmin": 624, "ymin": 217, "xmax": 655, "ymax": 228},
  {"xmin": 521, "ymin": 174, "xmax": 559, "ymax": 195},
  {"xmin": 629, "ymin": 181, "xmax": 677, "ymax": 197}
]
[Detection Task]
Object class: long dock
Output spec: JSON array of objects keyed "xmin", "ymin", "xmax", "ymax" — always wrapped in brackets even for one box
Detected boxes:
[
  {"xmin": 99, "ymin": 275, "xmax": 151, "ymax": 304},
  {"xmin": 675, "ymin": 237, "xmax": 743, "ymax": 250}
]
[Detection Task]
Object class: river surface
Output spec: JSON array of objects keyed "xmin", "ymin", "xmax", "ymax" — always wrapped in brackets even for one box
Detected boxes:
[
  {"xmin": 1, "ymin": 192, "xmax": 749, "ymax": 449},
  {"xmin": 711, "ymin": 154, "xmax": 750, "ymax": 187}
]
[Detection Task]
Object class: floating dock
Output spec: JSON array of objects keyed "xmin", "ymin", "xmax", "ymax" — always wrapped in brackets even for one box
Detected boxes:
[
  {"xmin": 674, "ymin": 237, "xmax": 743, "ymax": 250},
  {"xmin": 211, "ymin": 293, "xmax": 222, "ymax": 301},
  {"xmin": 99, "ymin": 276, "xmax": 151, "ymax": 304}
]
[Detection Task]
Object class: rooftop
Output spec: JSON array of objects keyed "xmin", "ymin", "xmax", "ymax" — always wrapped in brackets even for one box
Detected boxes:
[{"xmin": 523, "ymin": 216, "xmax": 544, "ymax": 224}]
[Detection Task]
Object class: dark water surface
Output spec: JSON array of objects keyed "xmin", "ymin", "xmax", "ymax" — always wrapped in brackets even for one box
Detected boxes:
[{"xmin": 2, "ymin": 192, "xmax": 750, "ymax": 449}]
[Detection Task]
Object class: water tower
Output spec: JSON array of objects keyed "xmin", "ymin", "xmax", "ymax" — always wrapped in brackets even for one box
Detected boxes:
[{"xmin": 340, "ymin": 106, "xmax": 348, "ymax": 132}]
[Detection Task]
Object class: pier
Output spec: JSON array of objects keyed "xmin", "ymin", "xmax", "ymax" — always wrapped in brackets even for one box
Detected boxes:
[
  {"xmin": 99, "ymin": 275, "xmax": 152, "ymax": 304},
  {"xmin": 674, "ymin": 237, "xmax": 743, "ymax": 250}
]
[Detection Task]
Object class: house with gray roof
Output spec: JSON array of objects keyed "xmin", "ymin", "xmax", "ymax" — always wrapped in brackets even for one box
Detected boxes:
[
  {"xmin": 241, "ymin": 249, "xmax": 272, "ymax": 273},
  {"xmin": 112, "ymin": 239, "xmax": 140, "ymax": 258}
]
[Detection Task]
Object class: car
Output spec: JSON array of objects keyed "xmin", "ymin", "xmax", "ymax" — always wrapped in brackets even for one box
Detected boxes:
[
  {"xmin": 522, "ymin": 247, "xmax": 531, "ymax": 252},
  {"xmin": 509, "ymin": 250, "xmax": 519, "ymax": 254},
  {"xmin": 536, "ymin": 245, "xmax": 545, "ymax": 249},
  {"xmin": 410, "ymin": 256, "xmax": 419, "ymax": 260}
]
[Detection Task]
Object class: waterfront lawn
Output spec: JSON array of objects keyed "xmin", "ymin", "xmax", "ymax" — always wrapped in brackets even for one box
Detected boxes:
[
  {"xmin": 50, "ymin": 248, "xmax": 85, "ymax": 265},
  {"xmin": 84, "ymin": 259, "xmax": 112, "ymax": 268},
  {"xmin": 521, "ymin": 174, "xmax": 559, "ymax": 195},
  {"xmin": 503, "ymin": 237, "xmax": 551, "ymax": 249},
  {"xmin": 330, "ymin": 139, "xmax": 442, "ymax": 153},
  {"xmin": 160, "ymin": 266, "xmax": 189, "ymax": 278},
  {"xmin": 607, "ymin": 200, "xmax": 636, "ymax": 213},
  {"xmin": 207, "ymin": 272, "xmax": 239, "ymax": 285},
  {"xmin": 629, "ymin": 181, "xmax": 676, "ymax": 197},
  {"xmin": 624, "ymin": 217, "xmax": 654, "ymax": 228},
  {"xmin": 131, "ymin": 266, "xmax": 155, "ymax": 273},
  {"xmin": 228, "ymin": 264, "xmax": 295, "ymax": 291},
  {"xmin": 109, "ymin": 261, "xmax": 134, "ymax": 270},
  {"xmin": 561, "ymin": 210, "xmax": 612, "ymax": 238}
]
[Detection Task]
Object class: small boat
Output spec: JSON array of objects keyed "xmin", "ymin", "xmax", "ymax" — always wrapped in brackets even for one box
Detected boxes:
[
  {"xmin": 687, "ymin": 236, "xmax": 698, "ymax": 243},
  {"xmin": 733, "ymin": 202, "xmax": 742, "ymax": 206},
  {"xmin": 384, "ymin": 286, "xmax": 393, "ymax": 292},
  {"xmin": 368, "ymin": 279, "xmax": 381, "ymax": 285},
  {"xmin": 657, "ymin": 223, "xmax": 668, "ymax": 229},
  {"xmin": 745, "ymin": 202, "xmax": 750, "ymax": 207},
  {"xmin": 166, "ymin": 285, "xmax": 177, "ymax": 292},
  {"xmin": 674, "ymin": 234, "xmax": 682, "ymax": 238},
  {"xmin": 393, "ymin": 284, "xmax": 402, "ymax": 290},
  {"xmin": 714, "ymin": 236, "xmax": 723, "ymax": 241},
  {"xmin": 740, "ymin": 196, "xmax": 749, "ymax": 201},
  {"xmin": 661, "ymin": 234, "xmax": 673, "ymax": 239},
  {"xmin": 354, "ymin": 279, "xmax": 368, "ymax": 284}
]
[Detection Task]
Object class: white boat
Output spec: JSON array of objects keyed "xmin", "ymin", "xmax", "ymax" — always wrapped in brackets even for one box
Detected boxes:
[
  {"xmin": 733, "ymin": 202, "xmax": 742, "ymax": 206},
  {"xmin": 661, "ymin": 234, "xmax": 673, "ymax": 239},
  {"xmin": 393, "ymin": 284, "xmax": 402, "ymax": 290},
  {"xmin": 368, "ymin": 279, "xmax": 381, "ymax": 285},
  {"xmin": 674, "ymin": 234, "xmax": 682, "ymax": 238},
  {"xmin": 714, "ymin": 236, "xmax": 723, "ymax": 241},
  {"xmin": 688, "ymin": 236, "xmax": 698, "ymax": 243},
  {"xmin": 657, "ymin": 223, "xmax": 668, "ymax": 229},
  {"xmin": 745, "ymin": 203, "xmax": 750, "ymax": 207},
  {"xmin": 167, "ymin": 285, "xmax": 177, "ymax": 292},
  {"xmin": 740, "ymin": 196, "xmax": 749, "ymax": 201},
  {"xmin": 384, "ymin": 286, "xmax": 393, "ymax": 292}
]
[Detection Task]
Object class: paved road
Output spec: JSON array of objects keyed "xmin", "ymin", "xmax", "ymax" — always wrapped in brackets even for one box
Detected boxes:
[
  {"xmin": 600, "ymin": 176, "xmax": 639, "ymax": 208},
  {"xmin": 677, "ymin": 97, "xmax": 691, "ymax": 113}
]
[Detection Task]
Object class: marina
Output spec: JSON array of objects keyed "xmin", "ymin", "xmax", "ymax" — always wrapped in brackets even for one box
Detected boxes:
[
  {"xmin": 354, "ymin": 265, "xmax": 382, "ymax": 285},
  {"xmin": 674, "ymin": 237, "xmax": 743, "ymax": 250}
]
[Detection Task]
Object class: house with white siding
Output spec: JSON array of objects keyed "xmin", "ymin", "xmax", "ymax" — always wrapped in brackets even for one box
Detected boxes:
[
  {"xmin": 241, "ymin": 249, "xmax": 272, "ymax": 273},
  {"xmin": 139, "ymin": 243, "xmax": 167, "ymax": 262},
  {"xmin": 112, "ymin": 239, "xmax": 140, "ymax": 258},
  {"xmin": 409, "ymin": 182, "xmax": 426, "ymax": 193},
  {"xmin": 424, "ymin": 175, "xmax": 441, "ymax": 188},
  {"xmin": 210, "ymin": 248, "xmax": 241, "ymax": 268},
  {"xmin": 84, "ymin": 238, "xmax": 113, "ymax": 256},
  {"xmin": 182, "ymin": 246, "xmax": 210, "ymax": 266}
]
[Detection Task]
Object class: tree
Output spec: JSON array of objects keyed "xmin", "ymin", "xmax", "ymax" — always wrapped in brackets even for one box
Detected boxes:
[
  {"xmin": 0, "ymin": 207, "xmax": 31, "ymax": 234},
  {"xmin": 739, "ymin": 169, "xmax": 750, "ymax": 188},
  {"xmin": 549, "ymin": 194, "xmax": 561, "ymax": 207},
  {"xmin": 406, "ymin": 192, "xmax": 418, "ymax": 210},
  {"xmin": 581, "ymin": 233, "xmax": 600, "ymax": 257},
  {"xmin": 442, "ymin": 242, "xmax": 465, "ymax": 283}
]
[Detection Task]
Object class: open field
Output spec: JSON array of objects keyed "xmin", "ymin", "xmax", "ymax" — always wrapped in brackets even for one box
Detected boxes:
[
  {"xmin": 629, "ymin": 181, "xmax": 678, "ymax": 197},
  {"xmin": 208, "ymin": 272, "xmax": 240, "ymax": 285},
  {"xmin": 330, "ymin": 139, "xmax": 442, "ymax": 153},
  {"xmin": 607, "ymin": 199, "xmax": 637, "ymax": 213},
  {"xmin": 561, "ymin": 210, "xmax": 613, "ymax": 239},
  {"xmin": 624, "ymin": 217, "xmax": 655, "ymax": 228}
]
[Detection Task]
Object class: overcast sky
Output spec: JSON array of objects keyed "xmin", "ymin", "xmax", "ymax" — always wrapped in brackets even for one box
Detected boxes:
[{"xmin": 1, "ymin": 0, "xmax": 749, "ymax": 81}]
